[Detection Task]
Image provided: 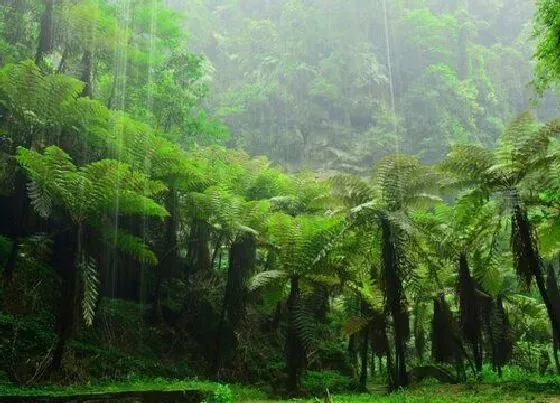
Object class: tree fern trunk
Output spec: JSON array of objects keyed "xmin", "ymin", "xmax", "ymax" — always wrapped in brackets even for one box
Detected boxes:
[
  {"xmin": 286, "ymin": 276, "xmax": 306, "ymax": 393},
  {"xmin": 359, "ymin": 324, "xmax": 369, "ymax": 390},
  {"xmin": 213, "ymin": 234, "xmax": 256, "ymax": 375},
  {"xmin": 348, "ymin": 334, "xmax": 358, "ymax": 378},
  {"xmin": 153, "ymin": 188, "xmax": 179, "ymax": 319},
  {"xmin": 554, "ymin": 332, "xmax": 560, "ymax": 374},
  {"xmin": 187, "ymin": 219, "xmax": 211, "ymax": 275},
  {"xmin": 512, "ymin": 204, "xmax": 560, "ymax": 339},
  {"xmin": 457, "ymin": 252, "xmax": 482, "ymax": 372},
  {"xmin": 547, "ymin": 264, "xmax": 560, "ymax": 374},
  {"xmin": 2, "ymin": 169, "xmax": 30, "ymax": 283},
  {"xmin": 224, "ymin": 234, "xmax": 256, "ymax": 327},
  {"xmin": 535, "ymin": 269, "xmax": 560, "ymax": 344},
  {"xmin": 380, "ymin": 214, "xmax": 408, "ymax": 390},
  {"xmin": 413, "ymin": 302, "xmax": 425, "ymax": 363},
  {"xmin": 49, "ymin": 224, "xmax": 80, "ymax": 373}
]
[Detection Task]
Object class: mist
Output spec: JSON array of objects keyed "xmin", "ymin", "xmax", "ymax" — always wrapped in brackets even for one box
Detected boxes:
[{"xmin": 163, "ymin": 0, "xmax": 556, "ymax": 173}]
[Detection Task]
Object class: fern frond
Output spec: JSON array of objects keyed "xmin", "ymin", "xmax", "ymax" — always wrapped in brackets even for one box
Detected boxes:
[
  {"xmin": 26, "ymin": 179, "xmax": 52, "ymax": 219},
  {"xmin": 248, "ymin": 270, "xmax": 288, "ymax": 291},
  {"xmin": 289, "ymin": 299, "xmax": 315, "ymax": 349},
  {"xmin": 79, "ymin": 253, "xmax": 99, "ymax": 327},
  {"xmin": 342, "ymin": 316, "xmax": 371, "ymax": 336}
]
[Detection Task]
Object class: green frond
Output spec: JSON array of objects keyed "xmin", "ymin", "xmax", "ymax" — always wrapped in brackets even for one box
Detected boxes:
[
  {"xmin": 79, "ymin": 253, "xmax": 99, "ymax": 327},
  {"xmin": 330, "ymin": 174, "xmax": 373, "ymax": 207},
  {"xmin": 92, "ymin": 223, "xmax": 158, "ymax": 265},
  {"xmin": 0, "ymin": 61, "xmax": 83, "ymax": 128},
  {"xmin": 342, "ymin": 316, "xmax": 371, "ymax": 336},
  {"xmin": 440, "ymin": 144, "xmax": 494, "ymax": 190},
  {"xmin": 289, "ymin": 298, "xmax": 315, "ymax": 349},
  {"xmin": 247, "ymin": 269, "xmax": 288, "ymax": 291},
  {"xmin": 26, "ymin": 178, "xmax": 52, "ymax": 219},
  {"xmin": 373, "ymin": 154, "xmax": 441, "ymax": 211},
  {"xmin": 17, "ymin": 146, "xmax": 168, "ymax": 223}
]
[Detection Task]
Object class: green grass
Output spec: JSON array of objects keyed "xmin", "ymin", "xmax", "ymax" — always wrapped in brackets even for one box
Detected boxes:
[
  {"xmin": 2, "ymin": 369, "xmax": 560, "ymax": 402},
  {"xmin": 254, "ymin": 383, "xmax": 560, "ymax": 403},
  {"xmin": 0, "ymin": 378, "xmax": 266, "ymax": 401}
]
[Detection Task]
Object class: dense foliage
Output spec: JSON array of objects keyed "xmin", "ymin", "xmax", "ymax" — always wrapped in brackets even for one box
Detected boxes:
[
  {"xmin": 3, "ymin": 0, "xmax": 560, "ymax": 400},
  {"xmin": 176, "ymin": 0, "xmax": 559, "ymax": 171}
]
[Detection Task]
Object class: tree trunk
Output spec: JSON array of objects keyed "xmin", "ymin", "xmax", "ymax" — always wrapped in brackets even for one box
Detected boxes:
[
  {"xmin": 49, "ymin": 224, "xmax": 80, "ymax": 373},
  {"xmin": 554, "ymin": 331, "xmax": 560, "ymax": 374},
  {"xmin": 153, "ymin": 189, "xmax": 178, "ymax": 320},
  {"xmin": 380, "ymin": 214, "xmax": 408, "ymax": 390},
  {"xmin": 286, "ymin": 276, "xmax": 306, "ymax": 393},
  {"xmin": 213, "ymin": 233, "xmax": 256, "ymax": 375},
  {"xmin": 359, "ymin": 325, "xmax": 369, "ymax": 390},
  {"xmin": 547, "ymin": 264, "xmax": 560, "ymax": 375},
  {"xmin": 35, "ymin": 0, "xmax": 54, "ymax": 65},
  {"xmin": 535, "ymin": 268, "xmax": 560, "ymax": 340},
  {"xmin": 513, "ymin": 205, "xmax": 560, "ymax": 338},
  {"xmin": 2, "ymin": 169, "xmax": 30, "ymax": 283},
  {"xmin": 80, "ymin": 49, "xmax": 93, "ymax": 98},
  {"xmin": 413, "ymin": 302, "xmax": 425, "ymax": 363},
  {"xmin": 223, "ymin": 234, "xmax": 256, "ymax": 327},
  {"xmin": 348, "ymin": 334, "xmax": 358, "ymax": 378},
  {"xmin": 57, "ymin": 48, "xmax": 69, "ymax": 73},
  {"xmin": 187, "ymin": 219, "xmax": 211, "ymax": 275}
]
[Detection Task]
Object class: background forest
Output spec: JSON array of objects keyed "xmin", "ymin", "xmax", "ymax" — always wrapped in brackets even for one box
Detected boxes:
[
  {"xmin": 4, "ymin": 0, "xmax": 560, "ymax": 401},
  {"xmin": 177, "ymin": 0, "xmax": 559, "ymax": 170}
]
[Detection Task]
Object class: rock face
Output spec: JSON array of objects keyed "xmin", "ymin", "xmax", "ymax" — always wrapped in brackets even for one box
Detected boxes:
[{"xmin": 0, "ymin": 389, "xmax": 209, "ymax": 403}]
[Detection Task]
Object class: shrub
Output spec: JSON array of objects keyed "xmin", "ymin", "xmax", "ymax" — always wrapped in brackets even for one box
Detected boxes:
[
  {"xmin": 301, "ymin": 370, "xmax": 357, "ymax": 394},
  {"xmin": 210, "ymin": 383, "xmax": 234, "ymax": 403}
]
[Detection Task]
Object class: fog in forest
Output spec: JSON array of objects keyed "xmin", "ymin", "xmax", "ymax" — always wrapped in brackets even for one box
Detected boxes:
[
  {"xmin": 168, "ymin": 0, "xmax": 557, "ymax": 172},
  {"xmin": 6, "ymin": 0, "xmax": 560, "ymax": 400}
]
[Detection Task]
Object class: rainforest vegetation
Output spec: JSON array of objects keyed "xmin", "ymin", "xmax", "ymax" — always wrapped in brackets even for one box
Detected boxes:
[{"xmin": 4, "ymin": 0, "xmax": 560, "ymax": 402}]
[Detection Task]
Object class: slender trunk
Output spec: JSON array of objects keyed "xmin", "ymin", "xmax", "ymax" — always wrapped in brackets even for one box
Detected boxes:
[
  {"xmin": 348, "ymin": 334, "xmax": 358, "ymax": 378},
  {"xmin": 413, "ymin": 302, "xmax": 425, "ymax": 363},
  {"xmin": 535, "ymin": 269, "xmax": 560, "ymax": 339},
  {"xmin": 35, "ymin": 0, "xmax": 54, "ymax": 66},
  {"xmin": 271, "ymin": 302, "xmax": 282, "ymax": 330},
  {"xmin": 49, "ymin": 224, "xmax": 80, "ymax": 373},
  {"xmin": 383, "ymin": 326, "xmax": 395, "ymax": 390},
  {"xmin": 458, "ymin": 252, "xmax": 482, "ymax": 372},
  {"xmin": 153, "ymin": 188, "xmax": 177, "ymax": 319},
  {"xmin": 210, "ymin": 235, "xmax": 223, "ymax": 270},
  {"xmin": 57, "ymin": 48, "xmax": 69, "ymax": 73},
  {"xmin": 554, "ymin": 332, "xmax": 560, "ymax": 374},
  {"xmin": 80, "ymin": 50, "xmax": 93, "ymax": 98},
  {"xmin": 286, "ymin": 276, "xmax": 306, "ymax": 393},
  {"xmin": 547, "ymin": 264, "xmax": 560, "ymax": 375},
  {"xmin": 3, "ymin": 240, "xmax": 18, "ymax": 284},
  {"xmin": 359, "ymin": 325, "xmax": 369, "ymax": 390},
  {"xmin": 107, "ymin": 76, "xmax": 117, "ymax": 109},
  {"xmin": 2, "ymin": 169, "xmax": 29, "ymax": 283},
  {"xmin": 513, "ymin": 205, "xmax": 560, "ymax": 338},
  {"xmin": 187, "ymin": 219, "xmax": 211, "ymax": 275},
  {"xmin": 380, "ymin": 215, "xmax": 408, "ymax": 390}
]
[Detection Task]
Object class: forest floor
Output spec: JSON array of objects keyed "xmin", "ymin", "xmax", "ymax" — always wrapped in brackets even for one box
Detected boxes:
[
  {"xmin": 288, "ymin": 383, "xmax": 560, "ymax": 402},
  {"xmin": 2, "ymin": 380, "xmax": 560, "ymax": 402}
]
